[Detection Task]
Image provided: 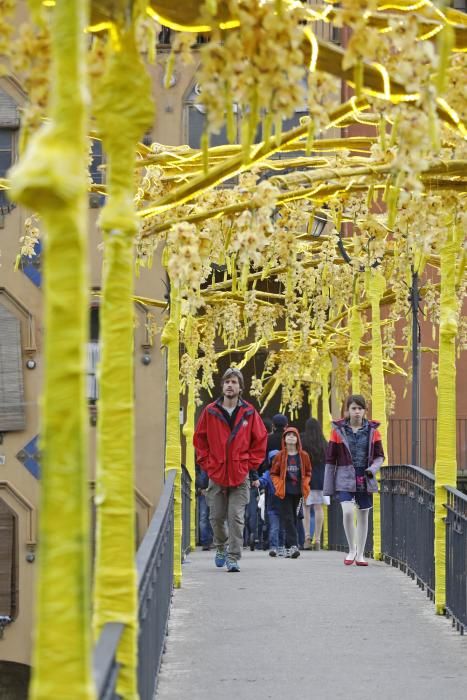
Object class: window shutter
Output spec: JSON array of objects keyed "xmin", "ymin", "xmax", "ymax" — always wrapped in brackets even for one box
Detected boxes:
[
  {"xmin": 0, "ymin": 500, "xmax": 16, "ymax": 617},
  {"xmin": 0, "ymin": 305, "xmax": 26, "ymax": 431}
]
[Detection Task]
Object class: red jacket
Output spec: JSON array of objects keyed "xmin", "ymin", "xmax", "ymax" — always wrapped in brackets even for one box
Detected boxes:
[
  {"xmin": 270, "ymin": 428, "xmax": 311, "ymax": 500},
  {"xmin": 194, "ymin": 397, "xmax": 267, "ymax": 487}
]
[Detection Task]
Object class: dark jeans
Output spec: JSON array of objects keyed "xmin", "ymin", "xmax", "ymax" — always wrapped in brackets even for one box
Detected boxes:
[
  {"xmin": 198, "ymin": 494, "xmax": 213, "ymax": 546},
  {"xmin": 267, "ymin": 509, "xmax": 284, "ymax": 549},
  {"xmin": 280, "ymin": 494, "xmax": 302, "ymax": 548}
]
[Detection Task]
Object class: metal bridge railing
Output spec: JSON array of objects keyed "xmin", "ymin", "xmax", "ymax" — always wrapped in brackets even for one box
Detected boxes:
[
  {"xmin": 380, "ymin": 465, "xmax": 435, "ymax": 598},
  {"xmin": 445, "ymin": 486, "xmax": 467, "ymax": 635},
  {"xmin": 93, "ymin": 468, "xmax": 176, "ymax": 700}
]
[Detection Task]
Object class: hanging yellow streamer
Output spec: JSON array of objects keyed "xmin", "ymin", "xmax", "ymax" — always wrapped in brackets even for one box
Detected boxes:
[
  {"xmin": 92, "ymin": 24, "xmax": 155, "ymax": 699},
  {"xmin": 367, "ymin": 271, "xmax": 387, "ymax": 561},
  {"xmin": 182, "ymin": 325, "xmax": 198, "ymax": 551},
  {"xmin": 434, "ymin": 225, "xmax": 459, "ymax": 614},
  {"xmin": 162, "ymin": 284, "xmax": 183, "ymax": 587},
  {"xmin": 349, "ymin": 300, "xmax": 364, "ymax": 394},
  {"xmin": 9, "ymin": 2, "xmax": 95, "ymax": 698}
]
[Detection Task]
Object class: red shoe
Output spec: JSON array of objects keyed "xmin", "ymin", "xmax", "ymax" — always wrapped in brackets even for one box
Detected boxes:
[
  {"xmin": 355, "ymin": 560, "xmax": 369, "ymax": 567},
  {"xmin": 344, "ymin": 555, "xmax": 356, "ymax": 566}
]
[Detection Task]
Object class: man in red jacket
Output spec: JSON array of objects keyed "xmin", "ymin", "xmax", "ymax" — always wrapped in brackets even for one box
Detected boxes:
[{"xmin": 194, "ymin": 368, "xmax": 267, "ymax": 572}]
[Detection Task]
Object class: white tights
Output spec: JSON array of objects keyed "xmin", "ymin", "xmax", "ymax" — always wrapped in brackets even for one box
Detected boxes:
[{"xmin": 340, "ymin": 501, "xmax": 370, "ymax": 562}]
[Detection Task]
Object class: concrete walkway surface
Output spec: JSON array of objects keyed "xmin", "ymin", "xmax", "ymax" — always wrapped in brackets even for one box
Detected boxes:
[{"xmin": 156, "ymin": 549, "xmax": 467, "ymax": 700}]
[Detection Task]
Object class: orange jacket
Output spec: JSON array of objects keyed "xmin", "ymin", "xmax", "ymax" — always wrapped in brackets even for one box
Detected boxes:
[{"xmin": 270, "ymin": 427, "xmax": 311, "ymax": 500}]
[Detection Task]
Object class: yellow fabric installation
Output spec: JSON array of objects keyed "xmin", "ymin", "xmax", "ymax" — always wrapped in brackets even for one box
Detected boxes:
[
  {"xmin": 182, "ymin": 327, "xmax": 198, "ymax": 551},
  {"xmin": 320, "ymin": 355, "xmax": 332, "ymax": 550},
  {"xmin": 349, "ymin": 302, "xmax": 364, "ymax": 394},
  {"xmin": 9, "ymin": 2, "xmax": 95, "ymax": 698},
  {"xmin": 162, "ymin": 284, "xmax": 183, "ymax": 587},
  {"xmin": 434, "ymin": 227, "xmax": 459, "ymax": 615},
  {"xmin": 367, "ymin": 271, "xmax": 387, "ymax": 561},
  {"xmin": 92, "ymin": 26, "xmax": 155, "ymax": 699}
]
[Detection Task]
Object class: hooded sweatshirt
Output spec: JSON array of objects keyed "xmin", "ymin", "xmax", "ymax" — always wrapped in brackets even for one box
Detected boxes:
[{"xmin": 270, "ymin": 427, "xmax": 312, "ymax": 500}]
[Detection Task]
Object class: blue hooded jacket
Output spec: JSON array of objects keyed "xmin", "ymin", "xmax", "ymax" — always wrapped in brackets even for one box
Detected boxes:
[{"xmin": 258, "ymin": 470, "xmax": 282, "ymax": 514}]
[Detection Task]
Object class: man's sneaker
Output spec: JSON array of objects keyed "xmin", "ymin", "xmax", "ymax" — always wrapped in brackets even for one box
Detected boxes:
[
  {"xmin": 289, "ymin": 545, "xmax": 300, "ymax": 559},
  {"xmin": 277, "ymin": 546, "xmax": 286, "ymax": 557},
  {"xmin": 214, "ymin": 548, "xmax": 227, "ymax": 568},
  {"xmin": 226, "ymin": 557, "xmax": 240, "ymax": 572},
  {"xmin": 269, "ymin": 548, "xmax": 277, "ymax": 557}
]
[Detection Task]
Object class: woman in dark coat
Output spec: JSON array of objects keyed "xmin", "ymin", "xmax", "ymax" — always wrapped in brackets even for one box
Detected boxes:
[{"xmin": 301, "ymin": 418, "xmax": 327, "ymax": 550}]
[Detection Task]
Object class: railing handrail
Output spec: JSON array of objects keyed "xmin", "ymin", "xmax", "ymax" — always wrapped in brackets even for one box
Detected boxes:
[
  {"xmin": 137, "ymin": 469, "xmax": 176, "ymax": 588},
  {"xmin": 444, "ymin": 484, "xmax": 467, "ymax": 501},
  {"xmin": 93, "ymin": 622, "xmax": 125, "ymax": 698},
  {"xmin": 381, "ymin": 463, "xmax": 436, "ymax": 482},
  {"xmin": 94, "ymin": 468, "xmax": 177, "ymax": 697}
]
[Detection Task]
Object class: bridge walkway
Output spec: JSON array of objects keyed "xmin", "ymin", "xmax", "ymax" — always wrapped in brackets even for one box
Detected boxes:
[{"xmin": 156, "ymin": 549, "xmax": 467, "ymax": 700}]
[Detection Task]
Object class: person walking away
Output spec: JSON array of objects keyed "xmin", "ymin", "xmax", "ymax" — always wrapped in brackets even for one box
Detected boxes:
[
  {"xmin": 301, "ymin": 418, "xmax": 328, "ymax": 551},
  {"xmin": 270, "ymin": 427, "xmax": 311, "ymax": 559},
  {"xmin": 323, "ymin": 394, "xmax": 384, "ymax": 566},
  {"xmin": 195, "ymin": 464, "xmax": 213, "ymax": 550},
  {"xmin": 194, "ymin": 368, "xmax": 267, "ymax": 572}
]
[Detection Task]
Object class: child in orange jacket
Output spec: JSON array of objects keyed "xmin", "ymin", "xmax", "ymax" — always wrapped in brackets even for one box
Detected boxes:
[{"xmin": 270, "ymin": 427, "xmax": 311, "ymax": 558}]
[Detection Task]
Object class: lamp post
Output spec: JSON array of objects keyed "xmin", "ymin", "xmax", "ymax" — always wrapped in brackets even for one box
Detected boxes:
[{"xmin": 409, "ymin": 266, "xmax": 421, "ymax": 466}]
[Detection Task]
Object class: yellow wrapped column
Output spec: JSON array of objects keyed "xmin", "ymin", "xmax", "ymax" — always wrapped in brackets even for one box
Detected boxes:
[
  {"xmin": 182, "ymin": 379, "xmax": 197, "ymax": 552},
  {"xmin": 162, "ymin": 284, "xmax": 183, "ymax": 587},
  {"xmin": 434, "ymin": 229, "xmax": 459, "ymax": 614},
  {"xmin": 321, "ymin": 355, "xmax": 332, "ymax": 550},
  {"xmin": 92, "ymin": 28, "xmax": 154, "ymax": 699},
  {"xmin": 9, "ymin": 2, "xmax": 94, "ymax": 698},
  {"xmin": 349, "ymin": 302, "xmax": 364, "ymax": 394},
  {"xmin": 367, "ymin": 271, "xmax": 387, "ymax": 561}
]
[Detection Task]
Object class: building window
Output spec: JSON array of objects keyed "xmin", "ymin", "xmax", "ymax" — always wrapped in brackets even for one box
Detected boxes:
[
  {"xmin": 0, "ymin": 305, "xmax": 26, "ymax": 432},
  {"xmin": 0, "ymin": 499, "xmax": 18, "ymax": 620},
  {"xmin": 0, "ymin": 129, "xmax": 14, "ymax": 214}
]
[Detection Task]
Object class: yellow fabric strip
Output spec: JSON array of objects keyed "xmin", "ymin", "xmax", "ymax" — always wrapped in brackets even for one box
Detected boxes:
[
  {"xmin": 9, "ymin": 2, "xmax": 95, "ymax": 697},
  {"xmin": 163, "ymin": 285, "xmax": 183, "ymax": 587},
  {"xmin": 368, "ymin": 271, "xmax": 387, "ymax": 561},
  {"xmin": 434, "ymin": 229, "xmax": 459, "ymax": 614},
  {"xmin": 92, "ymin": 25, "xmax": 155, "ymax": 699}
]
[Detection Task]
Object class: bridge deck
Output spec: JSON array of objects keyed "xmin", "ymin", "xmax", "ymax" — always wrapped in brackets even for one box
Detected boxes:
[{"xmin": 156, "ymin": 549, "xmax": 467, "ymax": 700}]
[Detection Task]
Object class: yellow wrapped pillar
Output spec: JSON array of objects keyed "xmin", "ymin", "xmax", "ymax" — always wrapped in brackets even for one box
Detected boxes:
[
  {"xmin": 182, "ymin": 325, "xmax": 198, "ymax": 551},
  {"xmin": 367, "ymin": 271, "xmax": 387, "ymax": 561},
  {"xmin": 434, "ymin": 228, "xmax": 459, "ymax": 614},
  {"xmin": 9, "ymin": 2, "xmax": 95, "ymax": 697},
  {"xmin": 182, "ymin": 380, "xmax": 197, "ymax": 552},
  {"xmin": 162, "ymin": 284, "xmax": 183, "ymax": 587},
  {"xmin": 92, "ymin": 27, "xmax": 154, "ymax": 699},
  {"xmin": 321, "ymin": 355, "xmax": 332, "ymax": 550},
  {"xmin": 349, "ymin": 301, "xmax": 364, "ymax": 394}
]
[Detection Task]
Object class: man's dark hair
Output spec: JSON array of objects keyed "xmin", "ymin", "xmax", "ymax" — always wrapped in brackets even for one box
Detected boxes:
[{"xmin": 345, "ymin": 394, "xmax": 367, "ymax": 410}]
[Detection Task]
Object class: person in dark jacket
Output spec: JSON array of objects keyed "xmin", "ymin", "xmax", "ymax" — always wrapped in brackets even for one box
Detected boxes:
[
  {"xmin": 195, "ymin": 464, "xmax": 213, "ymax": 550},
  {"xmin": 323, "ymin": 394, "xmax": 385, "ymax": 566},
  {"xmin": 194, "ymin": 368, "xmax": 267, "ymax": 572},
  {"xmin": 270, "ymin": 427, "xmax": 311, "ymax": 559},
  {"xmin": 266, "ymin": 413, "xmax": 288, "ymax": 467},
  {"xmin": 301, "ymin": 418, "xmax": 328, "ymax": 550}
]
